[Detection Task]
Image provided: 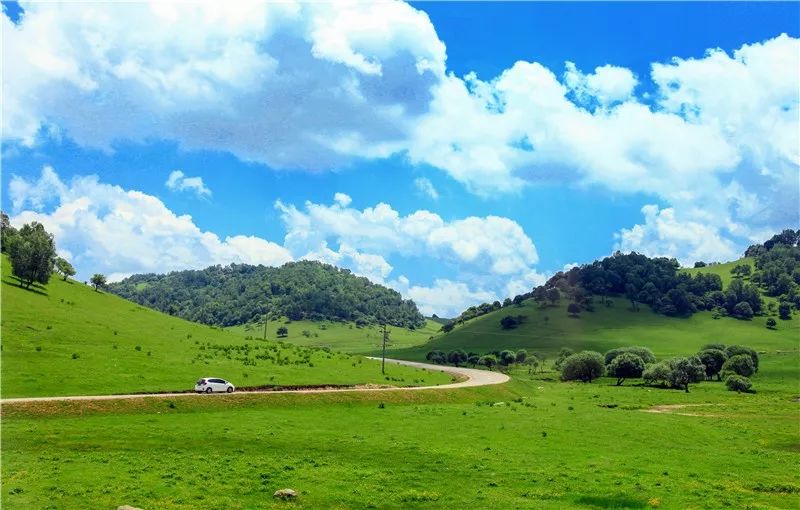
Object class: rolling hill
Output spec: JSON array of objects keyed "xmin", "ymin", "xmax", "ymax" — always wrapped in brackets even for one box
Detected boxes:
[{"xmin": 0, "ymin": 256, "xmax": 450, "ymax": 398}]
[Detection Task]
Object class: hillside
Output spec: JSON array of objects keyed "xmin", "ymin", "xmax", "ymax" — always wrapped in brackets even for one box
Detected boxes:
[
  {"xmin": 0, "ymin": 256, "xmax": 450, "ymax": 398},
  {"xmin": 108, "ymin": 260, "xmax": 425, "ymax": 329}
]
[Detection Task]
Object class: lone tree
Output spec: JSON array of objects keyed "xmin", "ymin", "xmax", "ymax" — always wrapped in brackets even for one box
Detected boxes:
[
  {"xmin": 446, "ymin": 349, "xmax": 468, "ymax": 367},
  {"xmin": 55, "ymin": 257, "xmax": 76, "ymax": 281},
  {"xmin": 766, "ymin": 318, "xmax": 777, "ymax": 330},
  {"xmin": 479, "ymin": 354, "xmax": 497, "ymax": 371},
  {"xmin": 276, "ymin": 326, "xmax": 288, "ymax": 338},
  {"xmin": 697, "ymin": 349, "xmax": 728, "ymax": 381},
  {"xmin": 559, "ymin": 351, "xmax": 605, "ymax": 383},
  {"xmin": 666, "ymin": 356, "xmax": 706, "ymax": 393},
  {"xmin": 8, "ymin": 222, "xmax": 56, "ymax": 289},
  {"xmin": 567, "ymin": 303, "xmax": 581, "ymax": 317},
  {"xmin": 90, "ymin": 273, "xmax": 107, "ymax": 291},
  {"xmin": 607, "ymin": 352, "xmax": 645, "ymax": 386},
  {"xmin": 778, "ymin": 302, "xmax": 792, "ymax": 320}
]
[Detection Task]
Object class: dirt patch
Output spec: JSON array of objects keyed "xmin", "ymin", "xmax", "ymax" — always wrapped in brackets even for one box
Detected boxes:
[{"xmin": 642, "ymin": 403, "xmax": 724, "ymax": 417}]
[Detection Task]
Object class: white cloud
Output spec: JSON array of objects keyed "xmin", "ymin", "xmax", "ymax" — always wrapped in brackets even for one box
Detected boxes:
[
  {"xmin": 9, "ymin": 167, "xmax": 292, "ymax": 281},
  {"xmin": 614, "ymin": 205, "xmax": 739, "ymax": 266},
  {"xmin": 3, "ymin": 1, "xmax": 446, "ymax": 169},
  {"xmin": 333, "ymin": 192, "xmax": 352, "ymax": 207},
  {"xmin": 165, "ymin": 170, "xmax": 211, "ymax": 197},
  {"xmin": 564, "ymin": 62, "xmax": 638, "ymax": 106},
  {"xmin": 414, "ymin": 177, "xmax": 439, "ymax": 200},
  {"xmin": 391, "ymin": 278, "xmax": 498, "ymax": 318}
]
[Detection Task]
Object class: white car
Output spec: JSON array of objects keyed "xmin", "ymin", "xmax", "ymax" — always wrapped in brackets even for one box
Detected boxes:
[{"xmin": 195, "ymin": 377, "xmax": 235, "ymax": 394}]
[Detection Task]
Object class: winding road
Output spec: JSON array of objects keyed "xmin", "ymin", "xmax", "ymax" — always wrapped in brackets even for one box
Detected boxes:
[{"xmin": 0, "ymin": 358, "xmax": 509, "ymax": 404}]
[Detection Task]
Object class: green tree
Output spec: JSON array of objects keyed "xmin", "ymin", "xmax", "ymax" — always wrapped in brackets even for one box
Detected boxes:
[
  {"xmin": 90, "ymin": 273, "xmax": 107, "ymax": 292},
  {"xmin": 765, "ymin": 317, "xmax": 777, "ymax": 329},
  {"xmin": 1, "ymin": 211, "xmax": 18, "ymax": 253},
  {"xmin": 724, "ymin": 345, "xmax": 759, "ymax": 372},
  {"xmin": 546, "ymin": 287, "xmax": 561, "ymax": 306},
  {"xmin": 55, "ymin": 257, "xmax": 76, "ymax": 281},
  {"xmin": 8, "ymin": 222, "xmax": 56, "ymax": 289},
  {"xmin": 515, "ymin": 349, "xmax": 528, "ymax": 363},
  {"xmin": 722, "ymin": 354, "xmax": 755, "ymax": 378},
  {"xmin": 479, "ymin": 355, "xmax": 497, "ymax": 371},
  {"xmin": 607, "ymin": 352, "xmax": 645, "ymax": 386},
  {"xmin": 567, "ymin": 302, "xmax": 581, "ymax": 317},
  {"xmin": 426, "ymin": 350, "xmax": 446, "ymax": 364},
  {"xmin": 725, "ymin": 375, "xmax": 753, "ymax": 393},
  {"xmin": 666, "ymin": 356, "xmax": 706, "ymax": 393},
  {"xmin": 446, "ymin": 349, "xmax": 468, "ymax": 367},
  {"xmin": 498, "ymin": 350, "xmax": 516, "ymax": 367},
  {"xmin": 732, "ymin": 301, "xmax": 754, "ymax": 320},
  {"xmin": 642, "ymin": 362, "xmax": 671, "ymax": 387},
  {"xmin": 554, "ymin": 347, "xmax": 574, "ymax": 370},
  {"xmin": 467, "ymin": 355, "xmax": 480, "ymax": 367},
  {"xmin": 778, "ymin": 302, "xmax": 792, "ymax": 320},
  {"xmin": 697, "ymin": 349, "xmax": 728, "ymax": 381},
  {"xmin": 604, "ymin": 346, "xmax": 656, "ymax": 366},
  {"xmin": 559, "ymin": 351, "xmax": 605, "ymax": 383},
  {"xmin": 276, "ymin": 326, "xmax": 288, "ymax": 338}
]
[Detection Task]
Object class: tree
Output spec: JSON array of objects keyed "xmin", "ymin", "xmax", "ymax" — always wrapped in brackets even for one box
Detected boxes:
[
  {"xmin": 779, "ymin": 302, "xmax": 792, "ymax": 320},
  {"xmin": 553, "ymin": 347, "xmax": 574, "ymax": 370},
  {"xmin": 446, "ymin": 349, "xmax": 468, "ymax": 367},
  {"xmin": 694, "ymin": 261, "xmax": 707, "ymax": 268},
  {"xmin": 724, "ymin": 345, "xmax": 759, "ymax": 372},
  {"xmin": 643, "ymin": 362, "xmax": 671, "ymax": 387},
  {"xmin": 533, "ymin": 352, "xmax": 547, "ymax": 373},
  {"xmin": 426, "ymin": 350, "xmax": 446, "ymax": 364},
  {"xmin": 546, "ymin": 288, "xmax": 561, "ymax": 306},
  {"xmin": 55, "ymin": 257, "xmax": 76, "ymax": 281},
  {"xmin": 766, "ymin": 317, "xmax": 777, "ymax": 329},
  {"xmin": 7, "ymin": 222, "xmax": 56, "ymax": 289},
  {"xmin": 559, "ymin": 351, "xmax": 605, "ymax": 382},
  {"xmin": 604, "ymin": 346, "xmax": 656, "ymax": 366},
  {"xmin": 0, "ymin": 211, "xmax": 18, "ymax": 253},
  {"xmin": 498, "ymin": 350, "xmax": 516, "ymax": 367},
  {"xmin": 515, "ymin": 349, "xmax": 528, "ymax": 363},
  {"xmin": 732, "ymin": 301, "xmax": 754, "ymax": 320},
  {"xmin": 467, "ymin": 355, "xmax": 480, "ymax": 367},
  {"xmin": 502, "ymin": 298, "xmax": 512, "ymax": 307},
  {"xmin": 567, "ymin": 303, "xmax": 581, "ymax": 317},
  {"xmin": 701, "ymin": 343, "xmax": 726, "ymax": 352},
  {"xmin": 725, "ymin": 375, "xmax": 753, "ymax": 393},
  {"xmin": 479, "ymin": 355, "xmax": 497, "ymax": 371},
  {"xmin": 697, "ymin": 349, "xmax": 728, "ymax": 381},
  {"xmin": 722, "ymin": 354, "xmax": 755, "ymax": 378},
  {"xmin": 666, "ymin": 356, "xmax": 706, "ymax": 393},
  {"xmin": 276, "ymin": 326, "xmax": 288, "ymax": 338},
  {"xmin": 500, "ymin": 315, "xmax": 524, "ymax": 330},
  {"xmin": 624, "ymin": 283, "xmax": 639, "ymax": 311},
  {"xmin": 525, "ymin": 357, "xmax": 539, "ymax": 375},
  {"xmin": 90, "ymin": 273, "xmax": 107, "ymax": 291},
  {"xmin": 441, "ymin": 322, "xmax": 455, "ymax": 333},
  {"xmin": 607, "ymin": 352, "xmax": 645, "ymax": 386}
]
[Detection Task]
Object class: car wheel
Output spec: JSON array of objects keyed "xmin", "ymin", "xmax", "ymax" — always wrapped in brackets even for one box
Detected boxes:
[
  {"xmin": 226, "ymin": 386, "xmax": 234, "ymax": 393},
  {"xmin": 205, "ymin": 387, "xmax": 213, "ymax": 394}
]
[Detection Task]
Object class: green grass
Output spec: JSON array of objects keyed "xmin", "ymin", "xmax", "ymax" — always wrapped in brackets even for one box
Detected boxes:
[
  {"xmin": 227, "ymin": 318, "xmax": 440, "ymax": 353},
  {"xmin": 3, "ymin": 352, "xmax": 797, "ymax": 509},
  {"xmin": 0, "ymin": 256, "xmax": 450, "ymax": 398},
  {"xmin": 681, "ymin": 257, "xmax": 756, "ymax": 288},
  {"xmin": 388, "ymin": 296, "xmax": 799, "ymax": 361}
]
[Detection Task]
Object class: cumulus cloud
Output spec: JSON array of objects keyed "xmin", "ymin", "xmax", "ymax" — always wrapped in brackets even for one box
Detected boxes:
[
  {"xmin": 165, "ymin": 170, "xmax": 211, "ymax": 197},
  {"xmin": 3, "ymin": 1, "xmax": 445, "ymax": 168},
  {"xmin": 564, "ymin": 62, "xmax": 638, "ymax": 106},
  {"xmin": 9, "ymin": 167, "xmax": 292, "ymax": 281},
  {"xmin": 414, "ymin": 177, "xmax": 439, "ymax": 200},
  {"xmin": 391, "ymin": 278, "xmax": 499, "ymax": 317}
]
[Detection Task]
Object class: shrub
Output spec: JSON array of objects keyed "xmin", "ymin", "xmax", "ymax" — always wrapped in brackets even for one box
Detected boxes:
[
  {"xmin": 553, "ymin": 347, "xmax": 574, "ymax": 370},
  {"xmin": 766, "ymin": 318, "xmax": 777, "ymax": 329},
  {"xmin": 479, "ymin": 355, "xmax": 497, "ymax": 370},
  {"xmin": 499, "ymin": 350, "xmax": 516, "ymax": 367},
  {"xmin": 560, "ymin": 351, "xmax": 605, "ymax": 382},
  {"xmin": 515, "ymin": 349, "xmax": 528, "ymax": 363},
  {"xmin": 722, "ymin": 354, "xmax": 755, "ymax": 378},
  {"xmin": 426, "ymin": 350, "xmax": 446, "ymax": 364},
  {"xmin": 778, "ymin": 302, "xmax": 792, "ymax": 320},
  {"xmin": 697, "ymin": 349, "xmax": 728, "ymax": 380},
  {"xmin": 607, "ymin": 352, "xmax": 645, "ymax": 385},
  {"xmin": 666, "ymin": 356, "xmax": 706, "ymax": 393},
  {"xmin": 499, "ymin": 315, "xmax": 525, "ymax": 330},
  {"xmin": 701, "ymin": 343, "xmax": 726, "ymax": 352},
  {"xmin": 724, "ymin": 345, "xmax": 759, "ymax": 372},
  {"xmin": 604, "ymin": 346, "xmax": 656, "ymax": 366},
  {"xmin": 643, "ymin": 362, "xmax": 671, "ymax": 387},
  {"xmin": 725, "ymin": 375, "xmax": 753, "ymax": 393},
  {"xmin": 732, "ymin": 301, "xmax": 754, "ymax": 320},
  {"xmin": 446, "ymin": 349, "xmax": 468, "ymax": 367},
  {"xmin": 276, "ymin": 326, "xmax": 288, "ymax": 338}
]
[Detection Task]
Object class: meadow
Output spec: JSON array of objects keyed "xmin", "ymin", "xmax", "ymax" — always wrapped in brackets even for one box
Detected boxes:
[
  {"xmin": 2, "ymin": 352, "xmax": 797, "ymax": 509},
  {"xmin": 0, "ymin": 256, "xmax": 450, "ymax": 398}
]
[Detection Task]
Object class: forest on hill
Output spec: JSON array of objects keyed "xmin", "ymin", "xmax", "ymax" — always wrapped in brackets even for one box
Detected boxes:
[
  {"xmin": 108, "ymin": 260, "xmax": 426, "ymax": 329},
  {"xmin": 446, "ymin": 229, "xmax": 800, "ymax": 328}
]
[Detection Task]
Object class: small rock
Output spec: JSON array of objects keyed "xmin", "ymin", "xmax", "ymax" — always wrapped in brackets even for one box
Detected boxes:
[{"xmin": 274, "ymin": 488, "xmax": 298, "ymax": 499}]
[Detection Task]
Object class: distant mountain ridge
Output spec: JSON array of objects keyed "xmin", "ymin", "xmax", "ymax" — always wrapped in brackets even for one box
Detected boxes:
[{"xmin": 108, "ymin": 260, "xmax": 426, "ymax": 329}]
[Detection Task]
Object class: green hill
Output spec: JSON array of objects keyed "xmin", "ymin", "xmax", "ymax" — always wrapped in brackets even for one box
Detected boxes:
[
  {"xmin": 390, "ymin": 294, "xmax": 798, "ymax": 361},
  {"xmin": 0, "ymin": 256, "xmax": 450, "ymax": 398},
  {"xmin": 108, "ymin": 260, "xmax": 425, "ymax": 329}
]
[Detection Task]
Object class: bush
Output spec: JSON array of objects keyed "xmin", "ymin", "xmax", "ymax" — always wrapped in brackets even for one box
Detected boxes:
[
  {"xmin": 604, "ymin": 346, "xmax": 656, "ymax": 366},
  {"xmin": 666, "ymin": 356, "xmax": 706, "ymax": 393},
  {"xmin": 779, "ymin": 302, "xmax": 792, "ymax": 320},
  {"xmin": 697, "ymin": 349, "xmax": 728, "ymax": 380},
  {"xmin": 724, "ymin": 345, "xmax": 759, "ymax": 372},
  {"xmin": 515, "ymin": 349, "xmax": 528, "ymax": 363},
  {"xmin": 499, "ymin": 315, "xmax": 525, "ymax": 330},
  {"xmin": 426, "ymin": 350, "xmax": 446, "ymax": 364},
  {"xmin": 725, "ymin": 375, "xmax": 753, "ymax": 393},
  {"xmin": 732, "ymin": 301, "xmax": 754, "ymax": 320},
  {"xmin": 701, "ymin": 343, "xmax": 726, "ymax": 352},
  {"xmin": 498, "ymin": 350, "xmax": 516, "ymax": 367},
  {"xmin": 446, "ymin": 349, "xmax": 468, "ymax": 367},
  {"xmin": 722, "ymin": 354, "xmax": 755, "ymax": 378},
  {"xmin": 766, "ymin": 318, "xmax": 777, "ymax": 329},
  {"xmin": 560, "ymin": 351, "xmax": 605, "ymax": 382},
  {"xmin": 643, "ymin": 362, "xmax": 672, "ymax": 387},
  {"xmin": 553, "ymin": 347, "xmax": 574, "ymax": 370},
  {"xmin": 479, "ymin": 355, "xmax": 497, "ymax": 370},
  {"xmin": 607, "ymin": 352, "xmax": 645, "ymax": 385},
  {"xmin": 276, "ymin": 326, "xmax": 288, "ymax": 338}
]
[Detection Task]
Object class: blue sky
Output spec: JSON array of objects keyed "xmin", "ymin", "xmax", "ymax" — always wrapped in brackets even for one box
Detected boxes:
[{"xmin": 2, "ymin": 1, "xmax": 798, "ymax": 316}]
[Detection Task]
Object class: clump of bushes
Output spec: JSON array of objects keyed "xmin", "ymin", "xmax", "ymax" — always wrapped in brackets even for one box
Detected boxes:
[
  {"xmin": 559, "ymin": 351, "xmax": 605, "ymax": 382},
  {"xmin": 725, "ymin": 374, "xmax": 753, "ymax": 393}
]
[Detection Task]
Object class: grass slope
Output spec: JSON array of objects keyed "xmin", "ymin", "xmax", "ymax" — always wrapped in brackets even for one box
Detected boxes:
[
  {"xmin": 3, "ymin": 353, "xmax": 797, "ymax": 509},
  {"xmin": 681, "ymin": 257, "xmax": 756, "ymax": 288},
  {"xmin": 389, "ymin": 296, "xmax": 798, "ymax": 361},
  {"xmin": 227, "ymin": 318, "xmax": 440, "ymax": 353},
  {"xmin": 0, "ymin": 256, "xmax": 450, "ymax": 398}
]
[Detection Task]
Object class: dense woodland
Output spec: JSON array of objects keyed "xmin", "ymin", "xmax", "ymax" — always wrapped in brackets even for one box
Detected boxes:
[
  {"xmin": 109, "ymin": 261, "xmax": 426, "ymax": 329},
  {"xmin": 444, "ymin": 229, "xmax": 800, "ymax": 330}
]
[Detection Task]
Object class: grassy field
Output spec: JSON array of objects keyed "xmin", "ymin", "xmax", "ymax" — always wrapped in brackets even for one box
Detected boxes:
[
  {"xmin": 227, "ymin": 318, "xmax": 440, "ymax": 353},
  {"xmin": 0, "ymin": 256, "xmax": 450, "ymax": 398},
  {"xmin": 3, "ymin": 352, "xmax": 797, "ymax": 509},
  {"xmin": 681, "ymin": 257, "xmax": 756, "ymax": 288},
  {"xmin": 387, "ymin": 296, "xmax": 799, "ymax": 362}
]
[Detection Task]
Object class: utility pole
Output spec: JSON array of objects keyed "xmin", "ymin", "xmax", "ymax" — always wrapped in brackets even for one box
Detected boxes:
[{"xmin": 381, "ymin": 323, "xmax": 388, "ymax": 375}]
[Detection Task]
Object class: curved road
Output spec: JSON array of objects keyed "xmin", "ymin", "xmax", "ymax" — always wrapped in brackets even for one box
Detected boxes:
[{"xmin": 0, "ymin": 358, "xmax": 509, "ymax": 404}]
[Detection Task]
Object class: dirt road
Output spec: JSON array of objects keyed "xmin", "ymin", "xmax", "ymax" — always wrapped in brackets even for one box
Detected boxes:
[{"xmin": 0, "ymin": 358, "xmax": 509, "ymax": 404}]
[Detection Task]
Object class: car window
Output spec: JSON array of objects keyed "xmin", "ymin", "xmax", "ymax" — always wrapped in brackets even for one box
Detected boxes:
[{"xmin": 211, "ymin": 378, "xmax": 224, "ymax": 384}]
